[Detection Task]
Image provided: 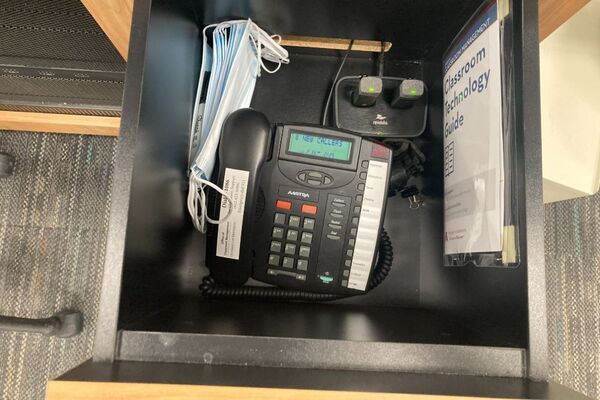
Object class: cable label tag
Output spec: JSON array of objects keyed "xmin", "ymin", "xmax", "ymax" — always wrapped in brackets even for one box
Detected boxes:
[{"xmin": 216, "ymin": 168, "xmax": 249, "ymax": 260}]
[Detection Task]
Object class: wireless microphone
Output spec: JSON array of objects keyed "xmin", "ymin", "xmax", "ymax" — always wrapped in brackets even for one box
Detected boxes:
[
  {"xmin": 390, "ymin": 79, "xmax": 424, "ymax": 109},
  {"xmin": 351, "ymin": 76, "xmax": 383, "ymax": 107}
]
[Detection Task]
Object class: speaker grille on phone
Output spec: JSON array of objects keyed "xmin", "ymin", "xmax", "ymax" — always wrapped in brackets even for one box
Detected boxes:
[{"xmin": 255, "ymin": 187, "xmax": 266, "ymax": 220}]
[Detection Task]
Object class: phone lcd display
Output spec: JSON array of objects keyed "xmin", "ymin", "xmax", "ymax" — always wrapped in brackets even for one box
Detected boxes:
[{"xmin": 287, "ymin": 131, "xmax": 352, "ymax": 162}]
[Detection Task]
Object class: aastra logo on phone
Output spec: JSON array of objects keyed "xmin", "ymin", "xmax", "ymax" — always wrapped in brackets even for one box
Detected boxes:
[{"xmin": 287, "ymin": 190, "xmax": 310, "ymax": 199}]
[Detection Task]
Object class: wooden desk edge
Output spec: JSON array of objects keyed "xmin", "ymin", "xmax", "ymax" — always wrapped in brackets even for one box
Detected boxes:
[
  {"xmin": 46, "ymin": 380, "xmax": 510, "ymax": 400},
  {"xmin": 0, "ymin": 111, "xmax": 120, "ymax": 137}
]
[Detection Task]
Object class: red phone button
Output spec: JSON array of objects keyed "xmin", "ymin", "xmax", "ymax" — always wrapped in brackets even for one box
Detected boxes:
[
  {"xmin": 276, "ymin": 200, "xmax": 292, "ymax": 210},
  {"xmin": 371, "ymin": 144, "xmax": 390, "ymax": 159},
  {"xmin": 301, "ymin": 204, "xmax": 318, "ymax": 214}
]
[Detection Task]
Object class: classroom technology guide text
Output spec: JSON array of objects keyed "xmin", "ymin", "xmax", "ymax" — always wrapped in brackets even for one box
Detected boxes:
[
  {"xmin": 443, "ymin": 1, "xmax": 505, "ymax": 255},
  {"xmin": 444, "ymin": 36, "xmax": 492, "ymax": 138}
]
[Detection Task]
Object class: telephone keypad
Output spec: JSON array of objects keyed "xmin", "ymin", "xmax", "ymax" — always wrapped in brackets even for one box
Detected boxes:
[
  {"xmin": 268, "ymin": 162, "xmax": 380, "ymax": 289},
  {"xmin": 268, "ymin": 208, "xmax": 314, "ymax": 279}
]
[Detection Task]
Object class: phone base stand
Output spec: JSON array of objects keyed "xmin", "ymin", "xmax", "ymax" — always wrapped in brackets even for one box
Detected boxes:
[{"xmin": 333, "ymin": 76, "xmax": 428, "ymax": 138}]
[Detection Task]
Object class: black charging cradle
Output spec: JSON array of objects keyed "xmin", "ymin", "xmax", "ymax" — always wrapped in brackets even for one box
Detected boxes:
[{"xmin": 333, "ymin": 76, "xmax": 428, "ymax": 138}]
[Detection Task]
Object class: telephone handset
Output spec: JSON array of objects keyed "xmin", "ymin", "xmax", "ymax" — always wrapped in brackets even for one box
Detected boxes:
[
  {"xmin": 205, "ymin": 109, "xmax": 271, "ymax": 286},
  {"xmin": 206, "ymin": 108, "xmax": 393, "ymax": 296}
]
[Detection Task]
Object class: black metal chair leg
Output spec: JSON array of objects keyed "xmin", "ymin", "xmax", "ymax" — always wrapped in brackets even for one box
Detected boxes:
[
  {"xmin": 1, "ymin": 154, "xmax": 82, "ymax": 338},
  {"xmin": 0, "ymin": 152, "xmax": 15, "ymax": 178},
  {"xmin": 0, "ymin": 310, "xmax": 83, "ymax": 338}
]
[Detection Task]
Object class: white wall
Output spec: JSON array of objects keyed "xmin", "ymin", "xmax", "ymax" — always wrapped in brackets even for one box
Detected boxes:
[{"xmin": 540, "ymin": 0, "xmax": 600, "ymax": 203}]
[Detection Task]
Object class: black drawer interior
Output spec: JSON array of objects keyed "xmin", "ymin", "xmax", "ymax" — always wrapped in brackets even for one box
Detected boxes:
[{"xmin": 111, "ymin": 0, "xmax": 541, "ymax": 377}]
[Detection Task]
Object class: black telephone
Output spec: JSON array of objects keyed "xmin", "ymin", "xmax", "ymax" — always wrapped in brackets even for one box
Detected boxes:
[{"xmin": 205, "ymin": 109, "xmax": 393, "ymax": 296}]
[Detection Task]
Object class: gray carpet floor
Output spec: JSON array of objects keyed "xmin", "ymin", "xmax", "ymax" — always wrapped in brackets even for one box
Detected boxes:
[
  {"xmin": 0, "ymin": 131, "xmax": 116, "ymax": 400},
  {"xmin": 546, "ymin": 195, "xmax": 600, "ymax": 399},
  {"xmin": 0, "ymin": 130, "xmax": 599, "ymax": 399}
]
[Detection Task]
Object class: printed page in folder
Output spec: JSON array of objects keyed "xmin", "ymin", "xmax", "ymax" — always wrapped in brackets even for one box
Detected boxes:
[{"xmin": 442, "ymin": 0, "xmax": 505, "ymax": 257}]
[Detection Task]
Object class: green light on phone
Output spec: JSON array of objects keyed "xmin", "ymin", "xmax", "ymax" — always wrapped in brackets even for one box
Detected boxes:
[
  {"xmin": 368, "ymin": 87, "xmax": 375, "ymax": 92},
  {"xmin": 410, "ymin": 89, "xmax": 418, "ymax": 95}
]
